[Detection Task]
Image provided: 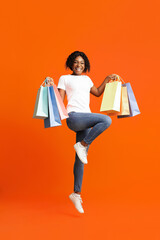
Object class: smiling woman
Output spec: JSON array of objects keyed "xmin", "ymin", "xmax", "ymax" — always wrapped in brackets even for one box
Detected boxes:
[
  {"xmin": 72, "ymin": 56, "xmax": 85, "ymax": 75},
  {"xmin": 65, "ymin": 51, "xmax": 90, "ymax": 74},
  {"xmin": 47, "ymin": 51, "xmax": 119, "ymax": 213}
]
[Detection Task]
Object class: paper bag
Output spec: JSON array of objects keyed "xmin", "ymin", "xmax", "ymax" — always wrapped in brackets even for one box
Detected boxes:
[
  {"xmin": 53, "ymin": 84, "xmax": 69, "ymax": 120},
  {"xmin": 44, "ymin": 86, "xmax": 62, "ymax": 128},
  {"xmin": 100, "ymin": 81, "xmax": 122, "ymax": 114},
  {"xmin": 33, "ymin": 86, "xmax": 48, "ymax": 119}
]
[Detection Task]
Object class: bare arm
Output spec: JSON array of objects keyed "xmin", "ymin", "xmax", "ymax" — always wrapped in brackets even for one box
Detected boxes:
[{"xmin": 90, "ymin": 74, "xmax": 119, "ymax": 97}]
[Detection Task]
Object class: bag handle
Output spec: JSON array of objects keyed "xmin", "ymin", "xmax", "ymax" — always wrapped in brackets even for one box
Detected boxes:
[
  {"xmin": 40, "ymin": 79, "xmax": 46, "ymax": 87},
  {"xmin": 108, "ymin": 75, "xmax": 125, "ymax": 84},
  {"xmin": 119, "ymin": 76, "xmax": 125, "ymax": 84},
  {"xmin": 41, "ymin": 77, "xmax": 54, "ymax": 87}
]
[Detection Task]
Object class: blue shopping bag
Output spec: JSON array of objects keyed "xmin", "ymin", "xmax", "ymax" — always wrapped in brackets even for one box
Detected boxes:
[
  {"xmin": 118, "ymin": 83, "xmax": 140, "ymax": 118},
  {"xmin": 44, "ymin": 86, "xmax": 62, "ymax": 128},
  {"xmin": 33, "ymin": 86, "xmax": 48, "ymax": 119}
]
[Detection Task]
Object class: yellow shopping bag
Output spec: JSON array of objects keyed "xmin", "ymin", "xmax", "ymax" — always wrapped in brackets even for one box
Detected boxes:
[{"xmin": 100, "ymin": 81, "xmax": 122, "ymax": 115}]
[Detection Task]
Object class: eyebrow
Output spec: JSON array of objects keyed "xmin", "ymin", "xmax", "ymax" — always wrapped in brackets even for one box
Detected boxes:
[{"xmin": 74, "ymin": 60, "xmax": 85, "ymax": 63}]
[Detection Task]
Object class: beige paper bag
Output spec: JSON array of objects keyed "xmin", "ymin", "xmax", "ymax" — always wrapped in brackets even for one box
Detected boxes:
[
  {"xmin": 118, "ymin": 85, "xmax": 130, "ymax": 116},
  {"xmin": 100, "ymin": 81, "xmax": 122, "ymax": 114}
]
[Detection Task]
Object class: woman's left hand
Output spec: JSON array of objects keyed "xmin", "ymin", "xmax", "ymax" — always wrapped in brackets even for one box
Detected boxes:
[{"xmin": 105, "ymin": 74, "xmax": 120, "ymax": 83}]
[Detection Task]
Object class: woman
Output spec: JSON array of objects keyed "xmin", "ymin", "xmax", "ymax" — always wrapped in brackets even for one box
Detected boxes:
[{"xmin": 48, "ymin": 51, "xmax": 118, "ymax": 213}]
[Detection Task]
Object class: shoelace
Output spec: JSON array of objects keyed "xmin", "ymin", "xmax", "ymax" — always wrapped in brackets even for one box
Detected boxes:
[
  {"xmin": 74, "ymin": 194, "xmax": 83, "ymax": 203},
  {"xmin": 79, "ymin": 196, "xmax": 83, "ymax": 203}
]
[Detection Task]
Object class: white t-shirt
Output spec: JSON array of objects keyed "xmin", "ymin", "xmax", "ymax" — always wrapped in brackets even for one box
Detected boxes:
[{"xmin": 57, "ymin": 74, "xmax": 94, "ymax": 113}]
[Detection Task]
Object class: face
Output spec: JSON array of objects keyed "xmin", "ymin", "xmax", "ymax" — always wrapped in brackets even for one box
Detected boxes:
[{"xmin": 72, "ymin": 56, "xmax": 85, "ymax": 75}]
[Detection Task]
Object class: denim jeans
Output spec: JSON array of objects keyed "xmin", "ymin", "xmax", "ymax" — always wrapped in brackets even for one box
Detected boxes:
[{"xmin": 66, "ymin": 112, "xmax": 112, "ymax": 192}]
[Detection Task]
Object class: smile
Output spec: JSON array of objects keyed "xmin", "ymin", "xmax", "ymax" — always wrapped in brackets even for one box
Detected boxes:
[{"xmin": 75, "ymin": 68, "xmax": 82, "ymax": 71}]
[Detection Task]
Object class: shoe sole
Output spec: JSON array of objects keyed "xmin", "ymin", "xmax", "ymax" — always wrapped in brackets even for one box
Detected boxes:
[{"xmin": 74, "ymin": 144, "xmax": 88, "ymax": 164}]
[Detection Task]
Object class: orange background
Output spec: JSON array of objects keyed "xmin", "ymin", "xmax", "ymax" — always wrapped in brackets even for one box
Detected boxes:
[{"xmin": 0, "ymin": 0, "xmax": 160, "ymax": 239}]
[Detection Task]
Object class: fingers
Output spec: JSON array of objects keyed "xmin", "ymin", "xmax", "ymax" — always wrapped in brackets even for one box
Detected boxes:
[
  {"xmin": 45, "ymin": 77, "xmax": 54, "ymax": 86},
  {"xmin": 111, "ymin": 74, "xmax": 119, "ymax": 79},
  {"xmin": 107, "ymin": 74, "xmax": 121, "ymax": 83},
  {"xmin": 109, "ymin": 74, "xmax": 120, "ymax": 81},
  {"xmin": 46, "ymin": 77, "xmax": 53, "ymax": 82}
]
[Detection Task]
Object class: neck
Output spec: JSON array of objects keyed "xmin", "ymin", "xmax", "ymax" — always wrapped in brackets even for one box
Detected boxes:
[{"xmin": 71, "ymin": 73, "xmax": 83, "ymax": 76}]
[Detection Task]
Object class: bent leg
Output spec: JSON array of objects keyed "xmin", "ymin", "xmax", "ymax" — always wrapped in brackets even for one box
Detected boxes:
[
  {"xmin": 67, "ymin": 112, "xmax": 112, "ymax": 145},
  {"xmin": 83, "ymin": 115, "xmax": 111, "ymax": 144}
]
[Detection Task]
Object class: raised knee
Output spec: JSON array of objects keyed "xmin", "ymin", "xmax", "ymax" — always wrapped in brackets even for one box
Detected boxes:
[{"xmin": 103, "ymin": 115, "xmax": 112, "ymax": 128}]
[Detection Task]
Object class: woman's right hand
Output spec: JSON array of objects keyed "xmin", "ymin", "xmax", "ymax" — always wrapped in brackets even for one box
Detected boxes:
[{"xmin": 45, "ymin": 77, "xmax": 54, "ymax": 86}]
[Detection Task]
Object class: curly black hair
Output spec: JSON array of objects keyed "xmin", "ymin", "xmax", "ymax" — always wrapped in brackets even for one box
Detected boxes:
[{"xmin": 66, "ymin": 51, "xmax": 90, "ymax": 73}]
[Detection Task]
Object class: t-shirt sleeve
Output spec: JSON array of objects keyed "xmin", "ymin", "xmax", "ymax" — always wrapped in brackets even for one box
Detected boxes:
[
  {"xmin": 57, "ymin": 76, "xmax": 66, "ymax": 90},
  {"xmin": 88, "ymin": 76, "xmax": 94, "ymax": 88}
]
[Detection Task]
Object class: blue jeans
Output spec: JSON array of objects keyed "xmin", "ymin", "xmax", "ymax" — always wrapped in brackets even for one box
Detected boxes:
[{"xmin": 66, "ymin": 112, "xmax": 112, "ymax": 193}]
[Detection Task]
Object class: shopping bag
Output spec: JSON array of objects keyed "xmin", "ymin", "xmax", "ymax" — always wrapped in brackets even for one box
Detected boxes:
[
  {"xmin": 44, "ymin": 86, "xmax": 62, "ymax": 128},
  {"xmin": 118, "ymin": 83, "xmax": 140, "ymax": 118},
  {"xmin": 100, "ymin": 81, "xmax": 122, "ymax": 114},
  {"xmin": 33, "ymin": 86, "xmax": 48, "ymax": 119},
  {"xmin": 117, "ymin": 85, "xmax": 130, "ymax": 117},
  {"xmin": 53, "ymin": 84, "xmax": 69, "ymax": 120}
]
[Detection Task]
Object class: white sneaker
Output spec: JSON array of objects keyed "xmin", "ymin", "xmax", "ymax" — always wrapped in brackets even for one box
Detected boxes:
[
  {"xmin": 69, "ymin": 193, "xmax": 84, "ymax": 213},
  {"xmin": 74, "ymin": 142, "xmax": 88, "ymax": 164}
]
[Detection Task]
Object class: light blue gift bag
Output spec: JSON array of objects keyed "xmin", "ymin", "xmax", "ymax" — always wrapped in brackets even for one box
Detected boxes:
[
  {"xmin": 33, "ymin": 81, "xmax": 48, "ymax": 119},
  {"xmin": 125, "ymin": 82, "xmax": 140, "ymax": 117},
  {"xmin": 44, "ymin": 86, "xmax": 62, "ymax": 128}
]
